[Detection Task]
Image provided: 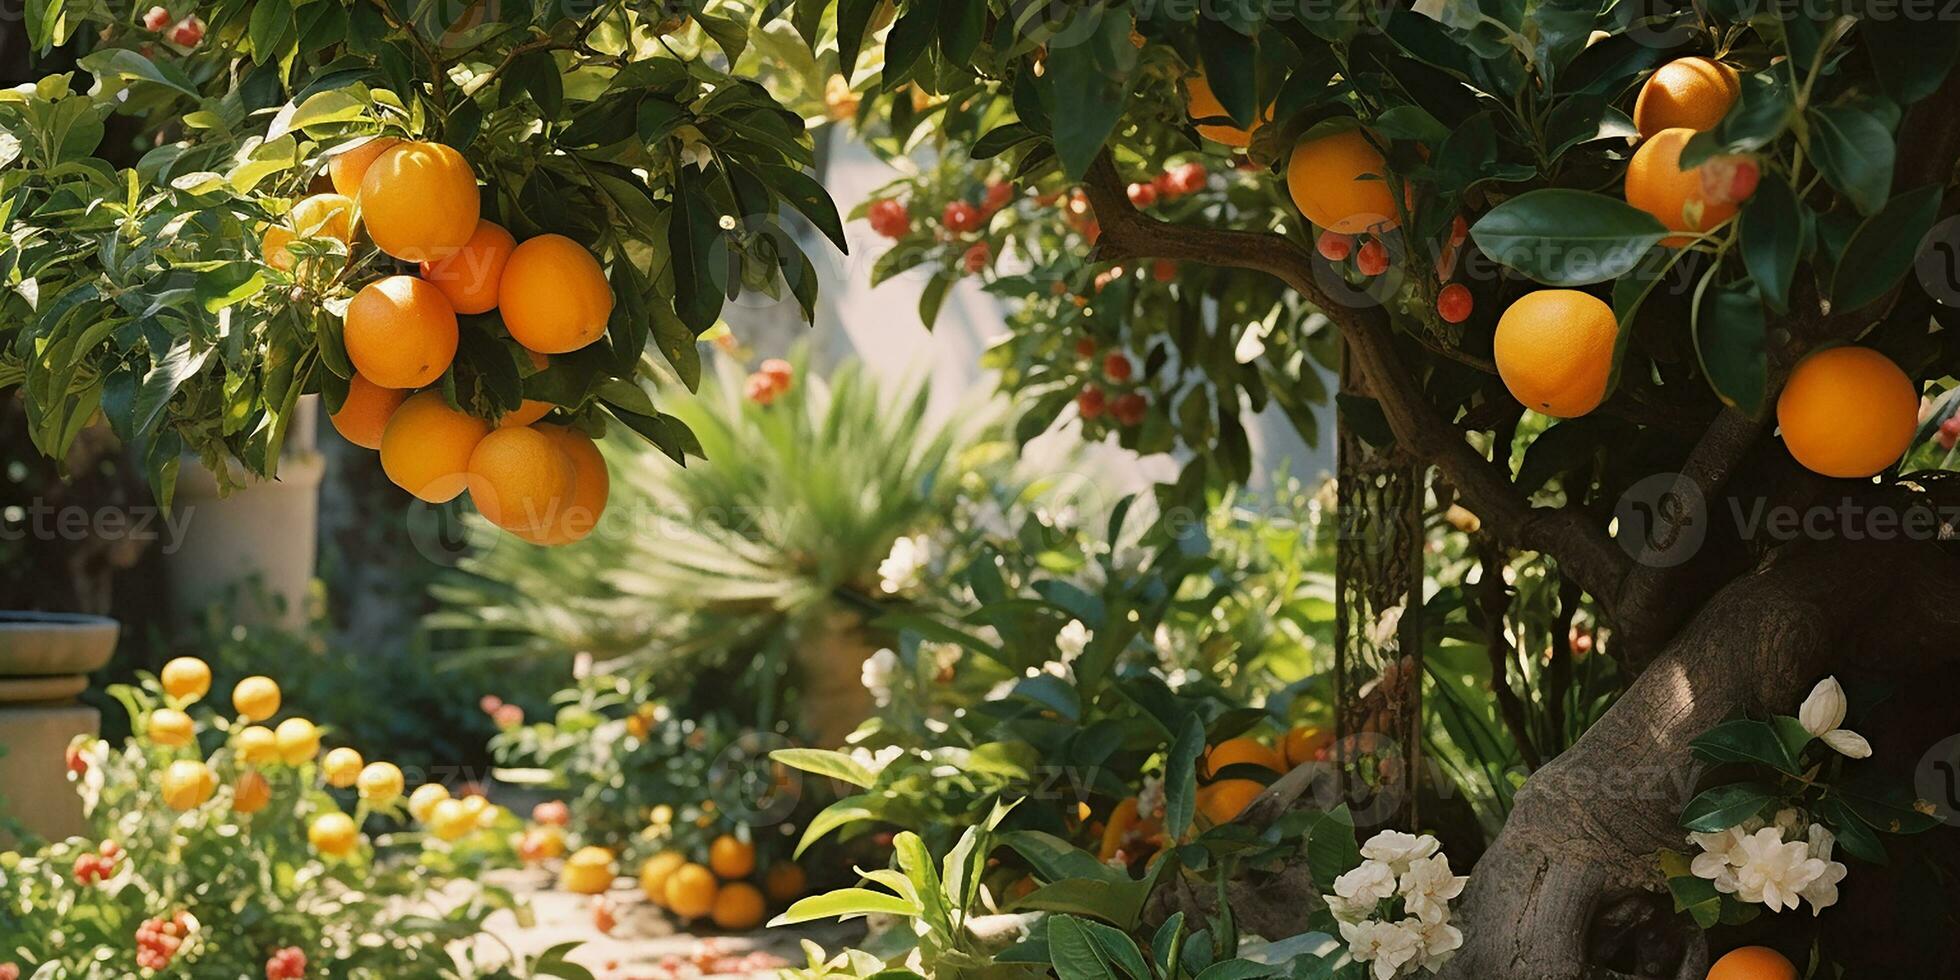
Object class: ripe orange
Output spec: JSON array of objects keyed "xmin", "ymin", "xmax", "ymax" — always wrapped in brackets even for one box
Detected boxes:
[
  {"xmin": 329, "ymin": 374, "xmax": 407, "ymax": 450},
  {"xmin": 148, "ymin": 708, "xmax": 195, "ymax": 747},
  {"xmin": 322, "ymin": 747, "xmax": 364, "ymax": 788},
  {"xmin": 160, "ymin": 759, "xmax": 215, "ymax": 811},
  {"xmin": 408, "ymin": 783, "xmax": 451, "ymax": 823},
  {"xmin": 1776, "ymin": 346, "xmax": 1918, "ymax": 478},
  {"xmin": 560, "ymin": 846, "xmax": 618, "ymax": 895},
  {"xmin": 514, "ymin": 425, "xmax": 609, "ymax": 545},
  {"xmin": 159, "ymin": 656, "xmax": 211, "ymax": 702},
  {"xmin": 261, "ymin": 193, "xmax": 355, "ymax": 273},
  {"xmin": 328, "ymin": 135, "xmax": 403, "ymax": 199},
  {"xmin": 309, "ymin": 812, "xmax": 359, "ymax": 857},
  {"xmin": 232, "ymin": 770, "xmax": 272, "ymax": 814},
  {"xmin": 499, "ymin": 234, "xmax": 614, "ymax": 353},
  {"xmin": 419, "ymin": 219, "xmax": 515, "ymax": 314},
  {"xmin": 1287, "ymin": 129, "xmax": 1402, "ymax": 235},
  {"xmin": 359, "ymin": 140, "xmax": 480, "ymax": 261},
  {"xmin": 640, "ymin": 851, "xmax": 687, "ymax": 906},
  {"xmin": 1202, "ymin": 737, "xmax": 1284, "ymax": 779},
  {"xmin": 711, "ymin": 882, "xmax": 767, "ymax": 931},
  {"xmin": 344, "ymin": 276, "xmax": 459, "ymax": 390},
  {"xmin": 465, "ymin": 427, "xmax": 576, "ymax": 534},
  {"xmin": 1493, "ymin": 290, "xmax": 1619, "ymax": 418},
  {"xmin": 1626, "ymin": 127, "xmax": 1737, "ymax": 246},
  {"xmin": 1196, "ymin": 778, "xmax": 1264, "ymax": 825},
  {"xmin": 275, "ymin": 717, "xmax": 320, "ymax": 764},
  {"xmin": 428, "ymin": 798, "xmax": 476, "ymax": 842},
  {"xmin": 233, "ymin": 676, "xmax": 281, "ymax": 721},
  {"xmin": 1707, "ymin": 946, "xmax": 1797, "ymax": 980},
  {"xmin": 1098, "ymin": 796, "xmax": 1150, "ymax": 862},
  {"xmin": 1184, "ymin": 73, "xmax": 1269, "ymax": 148},
  {"xmin": 380, "ymin": 392, "xmax": 491, "ymax": 503},
  {"xmin": 502, "ymin": 349, "xmax": 553, "ymax": 428},
  {"xmin": 1634, "ymin": 57, "xmax": 1739, "ymax": 137},
  {"xmin": 237, "ymin": 725, "xmax": 279, "ymax": 764},
  {"xmin": 1281, "ymin": 725, "xmax": 1333, "ymax": 768},
  {"xmin": 664, "ymin": 863, "xmax": 719, "ymax": 919},
  {"xmin": 358, "ymin": 762, "xmax": 405, "ymax": 803},
  {"xmin": 708, "ymin": 834, "xmax": 756, "ymax": 879},
  {"xmin": 762, "ymin": 862, "xmax": 806, "ymax": 904}
]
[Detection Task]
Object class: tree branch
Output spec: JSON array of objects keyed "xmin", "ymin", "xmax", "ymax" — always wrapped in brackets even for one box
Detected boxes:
[{"xmin": 1082, "ymin": 152, "xmax": 1633, "ymax": 613}]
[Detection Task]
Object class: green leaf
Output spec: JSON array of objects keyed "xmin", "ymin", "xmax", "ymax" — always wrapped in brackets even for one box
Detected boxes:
[
  {"xmin": 667, "ymin": 164, "xmax": 725, "ymax": 332},
  {"xmin": 972, "ymin": 122, "xmax": 1038, "ymax": 160},
  {"xmin": 1815, "ymin": 797, "xmax": 1888, "ymax": 864},
  {"xmin": 1808, "ymin": 102, "xmax": 1897, "ymax": 216},
  {"xmin": 834, "ymin": 0, "xmax": 879, "ymax": 81},
  {"xmin": 1737, "ymin": 176, "xmax": 1802, "ymax": 314},
  {"xmin": 1044, "ymin": 11, "xmax": 1139, "ymax": 180},
  {"xmin": 1195, "ymin": 19, "xmax": 1257, "ymax": 128},
  {"xmin": 794, "ymin": 794, "xmax": 889, "ymax": 857},
  {"xmin": 248, "ymin": 0, "xmax": 295, "ymax": 62},
  {"xmin": 1689, "ymin": 719, "xmax": 1803, "ymax": 775},
  {"xmin": 758, "ymin": 163, "xmax": 847, "ymax": 252},
  {"xmin": 770, "ymin": 748, "xmax": 877, "ymax": 788},
  {"xmin": 1305, "ymin": 805, "xmax": 1360, "ymax": 891},
  {"xmin": 1693, "ymin": 282, "xmax": 1768, "ymax": 415},
  {"xmin": 770, "ymin": 887, "xmax": 922, "ymax": 926},
  {"xmin": 1470, "ymin": 189, "xmax": 1670, "ymax": 285},
  {"xmin": 132, "ymin": 338, "xmax": 209, "ymax": 441},
  {"xmin": 1861, "ymin": 14, "xmax": 1960, "ymax": 106},
  {"xmin": 1679, "ymin": 782, "xmax": 1777, "ymax": 833},
  {"xmin": 1164, "ymin": 714, "xmax": 1204, "ymax": 840},
  {"xmin": 1681, "ymin": 71, "xmax": 1792, "ymax": 167},
  {"xmin": 1049, "ymin": 915, "xmax": 1152, "ymax": 980},
  {"xmin": 882, "ymin": 3, "xmax": 939, "ymax": 85},
  {"xmin": 502, "ymin": 49, "xmax": 564, "ymax": 119},
  {"xmin": 1829, "ymin": 184, "xmax": 1943, "ymax": 313},
  {"xmin": 75, "ymin": 49, "xmax": 202, "ymax": 100}
]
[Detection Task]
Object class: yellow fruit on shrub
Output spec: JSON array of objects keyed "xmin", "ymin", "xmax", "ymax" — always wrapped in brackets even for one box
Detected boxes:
[
  {"xmin": 309, "ymin": 812, "xmax": 359, "ymax": 857},
  {"xmin": 1707, "ymin": 946, "xmax": 1797, "ymax": 980},
  {"xmin": 380, "ymin": 391, "xmax": 491, "ymax": 504},
  {"xmin": 418, "ymin": 219, "xmax": 515, "ymax": 315},
  {"xmin": 1201, "ymin": 737, "xmax": 1283, "ymax": 779},
  {"xmin": 148, "ymin": 708, "xmax": 195, "ymax": 747},
  {"xmin": 322, "ymin": 748, "xmax": 364, "ymax": 788},
  {"xmin": 359, "ymin": 140, "xmax": 481, "ymax": 262},
  {"xmin": 408, "ymin": 783, "xmax": 451, "ymax": 822},
  {"xmin": 1776, "ymin": 346, "xmax": 1918, "ymax": 479},
  {"xmin": 561, "ymin": 846, "xmax": 618, "ymax": 895},
  {"xmin": 1287, "ymin": 129, "xmax": 1402, "ymax": 235},
  {"xmin": 428, "ymin": 799, "xmax": 476, "ymax": 842},
  {"xmin": 233, "ymin": 676, "xmax": 281, "ymax": 721},
  {"xmin": 1625, "ymin": 127, "xmax": 1736, "ymax": 246},
  {"xmin": 518, "ymin": 826, "xmax": 566, "ymax": 863},
  {"xmin": 513, "ymin": 425, "xmax": 610, "ymax": 546},
  {"xmin": 274, "ymin": 718, "xmax": 320, "ymax": 765},
  {"xmin": 1633, "ymin": 57, "xmax": 1739, "ymax": 137},
  {"xmin": 707, "ymin": 834, "xmax": 755, "ymax": 879},
  {"xmin": 1493, "ymin": 290, "xmax": 1619, "ymax": 419},
  {"xmin": 329, "ymin": 374, "xmax": 408, "ymax": 451},
  {"xmin": 160, "ymin": 760, "xmax": 215, "ymax": 811},
  {"xmin": 663, "ymin": 863, "xmax": 718, "ymax": 919},
  {"xmin": 763, "ymin": 862, "xmax": 806, "ymax": 904},
  {"xmin": 358, "ymin": 762, "xmax": 405, "ymax": 803},
  {"xmin": 640, "ymin": 851, "xmax": 686, "ymax": 906},
  {"xmin": 1281, "ymin": 725, "xmax": 1334, "ymax": 768},
  {"xmin": 159, "ymin": 657, "xmax": 211, "ymax": 702},
  {"xmin": 498, "ymin": 234, "xmax": 614, "ymax": 354},
  {"xmin": 232, "ymin": 770, "xmax": 272, "ymax": 815},
  {"xmin": 237, "ymin": 725, "xmax": 278, "ymax": 764},
  {"xmin": 1196, "ymin": 778, "xmax": 1264, "ymax": 825},
  {"xmin": 711, "ymin": 882, "xmax": 767, "ymax": 931}
]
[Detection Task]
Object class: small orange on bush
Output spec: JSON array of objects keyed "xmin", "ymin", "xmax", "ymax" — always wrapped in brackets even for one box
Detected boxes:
[
  {"xmin": 359, "ymin": 140, "xmax": 480, "ymax": 261},
  {"xmin": 1202, "ymin": 737, "xmax": 1284, "ymax": 779},
  {"xmin": 1706, "ymin": 946, "xmax": 1797, "ymax": 980},
  {"xmin": 1184, "ymin": 73, "xmax": 1268, "ymax": 148},
  {"xmin": 762, "ymin": 862, "xmax": 806, "ymax": 904},
  {"xmin": 309, "ymin": 812, "xmax": 359, "ymax": 857},
  {"xmin": 148, "ymin": 708, "xmax": 195, "ymax": 747},
  {"xmin": 640, "ymin": 851, "xmax": 687, "ymax": 906},
  {"xmin": 329, "ymin": 374, "xmax": 407, "ymax": 451},
  {"xmin": 561, "ymin": 846, "xmax": 618, "ymax": 895},
  {"xmin": 1625, "ymin": 127, "xmax": 1737, "ymax": 246},
  {"xmin": 322, "ymin": 747, "xmax": 364, "ymax": 788},
  {"xmin": 707, "ymin": 834, "xmax": 756, "ymax": 879},
  {"xmin": 328, "ymin": 135, "xmax": 403, "ymax": 198},
  {"xmin": 514, "ymin": 425, "xmax": 609, "ymax": 545},
  {"xmin": 1634, "ymin": 57, "xmax": 1739, "ymax": 137},
  {"xmin": 1287, "ymin": 129, "xmax": 1401, "ymax": 236},
  {"xmin": 428, "ymin": 799, "xmax": 476, "ymax": 842},
  {"xmin": 407, "ymin": 783, "xmax": 451, "ymax": 822},
  {"xmin": 358, "ymin": 762, "xmax": 405, "ymax": 803},
  {"xmin": 1493, "ymin": 290, "xmax": 1619, "ymax": 419},
  {"xmin": 233, "ymin": 676, "xmax": 281, "ymax": 721},
  {"xmin": 380, "ymin": 392, "xmax": 491, "ymax": 503},
  {"xmin": 711, "ymin": 882, "xmax": 767, "ymax": 931},
  {"xmin": 499, "ymin": 234, "xmax": 614, "ymax": 354},
  {"xmin": 232, "ymin": 770, "xmax": 271, "ymax": 814},
  {"xmin": 664, "ymin": 863, "xmax": 719, "ymax": 919},
  {"xmin": 419, "ymin": 219, "xmax": 515, "ymax": 314},
  {"xmin": 1776, "ymin": 346, "xmax": 1918, "ymax": 478},
  {"xmin": 160, "ymin": 759, "xmax": 215, "ymax": 811},
  {"xmin": 1196, "ymin": 778, "xmax": 1264, "ymax": 825},
  {"xmin": 466, "ymin": 427, "xmax": 576, "ymax": 535},
  {"xmin": 344, "ymin": 275, "xmax": 459, "ymax": 390},
  {"xmin": 274, "ymin": 718, "xmax": 320, "ymax": 765},
  {"xmin": 237, "ymin": 725, "xmax": 278, "ymax": 764},
  {"xmin": 159, "ymin": 657, "xmax": 211, "ymax": 702}
]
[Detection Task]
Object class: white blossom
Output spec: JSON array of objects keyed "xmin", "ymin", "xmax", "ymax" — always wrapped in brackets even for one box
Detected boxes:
[
  {"xmin": 1333, "ymin": 859, "xmax": 1399, "ymax": 907},
  {"xmin": 1688, "ymin": 827, "xmax": 1748, "ymax": 894},
  {"xmin": 1137, "ymin": 774, "xmax": 1165, "ymax": 823},
  {"xmin": 1399, "ymin": 853, "xmax": 1468, "ymax": 924},
  {"xmin": 1798, "ymin": 823, "xmax": 1848, "ymax": 915},
  {"xmin": 860, "ymin": 648, "xmax": 899, "ymax": 707},
  {"xmin": 1800, "ymin": 676, "xmax": 1872, "ymax": 759},
  {"xmin": 1361, "ymin": 830, "xmax": 1441, "ymax": 872},
  {"xmin": 1821, "ymin": 729, "xmax": 1873, "ymax": 759},
  {"xmin": 1414, "ymin": 919, "xmax": 1463, "ymax": 972},
  {"xmin": 1339, "ymin": 919, "xmax": 1422, "ymax": 980},
  {"xmin": 1056, "ymin": 620, "xmax": 1092, "ymax": 660},
  {"xmin": 1730, "ymin": 827, "xmax": 1828, "ymax": 913},
  {"xmin": 877, "ymin": 535, "xmax": 930, "ymax": 594},
  {"xmin": 846, "ymin": 745, "xmax": 904, "ymax": 776}
]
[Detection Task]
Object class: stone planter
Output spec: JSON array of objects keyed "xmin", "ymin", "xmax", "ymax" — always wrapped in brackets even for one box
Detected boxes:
[{"xmin": 0, "ymin": 611, "xmax": 118, "ymax": 846}]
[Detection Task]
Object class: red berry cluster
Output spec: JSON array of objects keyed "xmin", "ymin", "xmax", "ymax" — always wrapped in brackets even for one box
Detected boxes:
[
  {"xmin": 1072, "ymin": 344, "xmax": 1149, "ymax": 429},
  {"xmin": 1126, "ymin": 161, "xmax": 1209, "ymax": 208},
  {"xmin": 1317, "ymin": 215, "xmax": 1479, "ymax": 325},
  {"xmin": 745, "ymin": 358, "xmax": 794, "ymax": 406},
  {"xmin": 265, "ymin": 946, "xmax": 307, "ymax": 980},
  {"xmin": 962, "ymin": 241, "xmax": 991, "ymax": 275},
  {"xmin": 73, "ymin": 840, "xmax": 122, "ymax": 886},
  {"xmin": 141, "ymin": 6, "xmax": 204, "ymax": 46},
  {"xmin": 136, "ymin": 912, "xmax": 194, "ymax": 971},
  {"xmin": 868, "ymin": 198, "xmax": 910, "ymax": 239}
]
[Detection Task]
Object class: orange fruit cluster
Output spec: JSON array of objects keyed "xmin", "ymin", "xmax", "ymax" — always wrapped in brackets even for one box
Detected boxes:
[
  {"xmin": 637, "ymin": 833, "xmax": 801, "ymax": 931},
  {"xmin": 290, "ymin": 136, "xmax": 614, "ymax": 545},
  {"xmin": 1624, "ymin": 57, "xmax": 1752, "ymax": 245}
]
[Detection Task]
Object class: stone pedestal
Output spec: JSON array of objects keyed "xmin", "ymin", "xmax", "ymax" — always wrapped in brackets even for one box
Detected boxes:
[{"xmin": 0, "ymin": 611, "xmax": 117, "ymax": 847}]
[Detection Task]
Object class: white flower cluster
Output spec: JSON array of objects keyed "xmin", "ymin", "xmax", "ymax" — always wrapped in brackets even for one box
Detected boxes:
[
  {"xmin": 1688, "ymin": 809, "xmax": 1847, "ymax": 916},
  {"xmin": 878, "ymin": 535, "xmax": 930, "ymax": 595},
  {"xmin": 861, "ymin": 648, "xmax": 900, "ymax": 707},
  {"xmin": 1327, "ymin": 831, "xmax": 1466, "ymax": 980}
]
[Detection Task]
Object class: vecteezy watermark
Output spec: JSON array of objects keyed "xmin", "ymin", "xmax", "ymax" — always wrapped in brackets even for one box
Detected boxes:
[
  {"xmin": 710, "ymin": 731, "xmax": 804, "ymax": 825},
  {"xmin": 1914, "ymin": 733, "xmax": 1960, "ymax": 826},
  {"xmin": 0, "ymin": 501, "xmax": 198, "ymax": 554},
  {"xmin": 1914, "ymin": 215, "xmax": 1960, "ymax": 308},
  {"xmin": 1614, "ymin": 473, "xmax": 1709, "ymax": 569},
  {"xmin": 1615, "ymin": 474, "xmax": 1960, "ymax": 567}
]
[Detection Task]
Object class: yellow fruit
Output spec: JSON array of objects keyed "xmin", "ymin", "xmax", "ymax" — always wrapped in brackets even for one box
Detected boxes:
[
  {"xmin": 1626, "ymin": 127, "xmax": 1737, "ymax": 246},
  {"xmin": 762, "ymin": 862, "xmax": 806, "ymax": 904},
  {"xmin": 1493, "ymin": 290, "xmax": 1619, "ymax": 419},
  {"xmin": 502, "ymin": 350, "xmax": 553, "ymax": 428},
  {"xmin": 148, "ymin": 708, "xmax": 195, "ymax": 747},
  {"xmin": 1707, "ymin": 946, "xmax": 1797, "ymax": 980},
  {"xmin": 1201, "ymin": 737, "xmax": 1284, "ymax": 779},
  {"xmin": 329, "ymin": 135, "xmax": 403, "ymax": 199},
  {"xmin": 640, "ymin": 851, "xmax": 687, "ymax": 906},
  {"xmin": 237, "ymin": 725, "xmax": 279, "ymax": 764},
  {"xmin": 466, "ymin": 427, "xmax": 576, "ymax": 535},
  {"xmin": 309, "ymin": 812, "xmax": 359, "ymax": 857},
  {"xmin": 458, "ymin": 794, "xmax": 490, "ymax": 821},
  {"xmin": 380, "ymin": 391, "xmax": 491, "ymax": 503},
  {"xmin": 322, "ymin": 747, "xmax": 364, "ymax": 788},
  {"xmin": 708, "ymin": 833, "xmax": 756, "ymax": 879},
  {"xmin": 513, "ymin": 425, "xmax": 609, "ymax": 545},
  {"xmin": 261, "ymin": 193, "xmax": 355, "ymax": 273},
  {"xmin": 1184, "ymin": 73, "xmax": 1268, "ymax": 148},
  {"xmin": 1634, "ymin": 57, "xmax": 1739, "ymax": 137},
  {"xmin": 663, "ymin": 863, "xmax": 718, "ymax": 919},
  {"xmin": 1280, "ymin": 725, "xmax": 1334, "ymax": 768},
  {"xmin": 518, "ymin": 826, "xmax": 567, "ymax": 862},
  {"xmin": 498, "ymin": 234, "xmax": 614, "ymax": 354},
  {"xmin": 1098, "ymin": 797, "xmax": 1143, "ymax": 862},
  {"xmin": 160, "ymin": 759, "xmax": 215, "ymax": 811},
  {"xmin": 1196, "ymin": 778, "xmax": 1264, "ymax": 825},
  {"xmin": 561, "ymin": 846, "xmax": 618, "ymax": 895},
  {"xmin": 232, "ymin": 770, "xmax": 272, "ymax": 815},
  {"xmin": 1776, "ymin": 346, "xmax": 1918, "ymax": 478},
  {"xmin": 233, "ymin": 676, "xmax": 281, "ymax": 721},
  {"xmin": 419, "ymin": 219, "xmax": 515, "ymax": 315},
  {"xmin": 358, "ymin": 762, "xmax": 405, "ymax": 803},
  {"xmin": 159, "ymin": 657, "xmax": 211, "ymax": 702},
  {"xmin": 274, "ymin": 717, "xmax": 320, "ymax": 765},
  {"xmin": 428, "ymin": 799, "xmax": 475, "ymax": 842},
  {"xmin": 344, "ymin": 275, "xmax": 459, "ymax": 390},
  {"xmin": 408, "ymin": 783, "xmax": 451, "ymax": 823},
  {"xmin": 1287, "ymin": 129, "xmax": 1402, "ymax": 235},
  {"xmin": 329, "ymin": 374, "xmax": 408, "ymax": 451},
  {"xmin": 711, "ymin": 881, "xmax": 767, "ymax": 931},
  {"xmin": 359, "ymin": 140, "xmax": 480, "ymax": 261}
]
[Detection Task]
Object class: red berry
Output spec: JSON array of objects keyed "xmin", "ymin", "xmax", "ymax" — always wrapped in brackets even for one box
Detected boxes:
[
  {"xmin": 167, "ymin": 15, "xmax": 203, "ymax": 46},
  {"xmin": 0, "ymin": 963, "xmax": 18, "ymax": 980},
  {"xmin": 942, "ymin": 200, "xmax": 982, "ymax": 233},
  {"xmin": 759, "ymin": 358, "xmax": 793, "ymax": 388},
  {"xmin": 1151, "ymin": 258, "xmax": 1177, "ymax": 282},
  {"xmin": 1728, "ymin": 158, "xmax": 1760, "ymax": 202},
  {"xmin": 1103, "ymin": 353, "xmax": 1133, "ymax": 382},
  {"xmin": 531, "ymin": 800, "xmax": 570, "ymax": 826},
  {"xmin": 1126, "ymin": 182, "xmax": 1158, "ymax": 208},
  {"xmin": 1437, "ymin": 283, "xmax": 1473, "ymax": 324},
  {"xmin": 1077, "ymin": 386, "xmax": 1107, "ymax": 421},
  {"xmin": 1449, "ymin": 214, "xmax": 1469, "ymax": 247},
  {"xmin": 1316, "ymin": 231, "xmax": 1353, "ymax": 262},
  {"xmin": 868, "ymin": 199, "xmax": 911, "ymax": 239},
  {"xmin": 1073, "ymin": 337, "xmax": 1097, "ymax": 359},
  {"xmin": 744, "ymin": 373, "xmax": 778, "ymax": 406},
  {"xmin": 1169, "ymin": 161, "xmax": 1208, "ymax": 196},
  {"xmin": 1940, "ymin": 416, "xmax": 1960, "ymax": 437},
  {"xmin": 982, "ymin": 181, "xmax": 1014, "ymax": 213},
  {"xmin": 141, "ymin": 5, "xmax": 170, "ymax": 29},
  {"xmin": 1356, "ymin": 239, "xmax": 1389, "ymax": 277},
  {"xmin": 1152, "ymin": 172, "xmax": 1177, "ymax": 199},
  {"xmin": 962, "ymin": 241, "xmax": 991, "ymax": 275},
  {"xmin": 1112, "ymin": 392, "xmax": 1148, "ymax": 427},
  {"xmin": 65, "ymin": 743, "xmax": 87, "ymax": 775}
]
